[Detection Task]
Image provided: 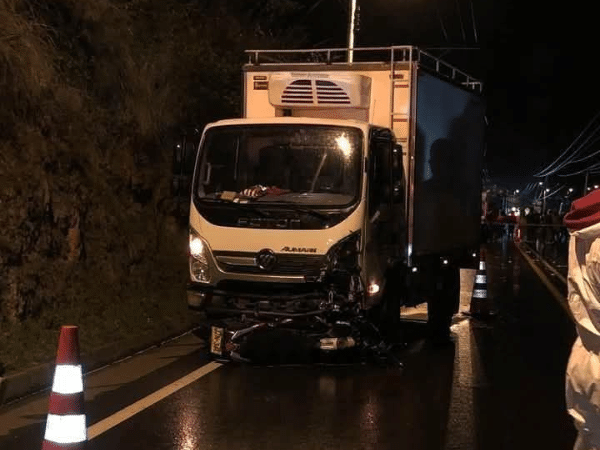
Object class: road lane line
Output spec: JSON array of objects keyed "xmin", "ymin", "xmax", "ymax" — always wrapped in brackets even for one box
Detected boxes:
[
  {"xmin": 520, "ymin": 242, "xmax": 568, "ymax": 285},
  {"xmin": 87, "ymin": 361, "xmax": 223, "ymax": 440},
  {"xmin": 445, "ymin": 318, "xmax": 488, "ymax": 449},
  {"xmin": 535, "ymin": 250, "xmax": 568, "ymax": 285},
  {"xmin": 515, "ymin": 244, "xmax": 573, "ymax": 322}
]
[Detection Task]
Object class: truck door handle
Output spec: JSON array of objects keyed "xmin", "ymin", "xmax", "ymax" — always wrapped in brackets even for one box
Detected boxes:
[{"xmin": 370, "ymin": 209, "xmax": 381, "ymax": 224}]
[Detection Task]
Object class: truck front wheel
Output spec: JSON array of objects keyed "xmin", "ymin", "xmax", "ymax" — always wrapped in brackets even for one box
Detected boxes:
[{"xmin": 367, "ymin": 268, "xmax": 402, "ymax": 344}]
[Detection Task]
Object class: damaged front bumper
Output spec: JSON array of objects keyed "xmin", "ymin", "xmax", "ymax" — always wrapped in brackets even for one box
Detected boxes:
[
  {"xmin": 187, "ymin": 278, "xmax": 401, "ymax": 365},
  {"xmin": 187, "ymin": 281, "xmax": 359, "ymax": 319},
  {"xmin": 188, "ymin": 281, "xmax": 364, "ymax": 359}
]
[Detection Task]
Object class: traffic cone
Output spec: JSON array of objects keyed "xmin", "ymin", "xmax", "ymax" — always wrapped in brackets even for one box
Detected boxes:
[
  {"xmin": 468, "ymin": 249, "xmax": 494, "ymax": 319},
  {"xmin": 42, "ymin": 326, "xmax": 86, "ymax": 450},
  {"xmin": 514, "ymin": 225, "xmax": 522, "ymax": 244}
]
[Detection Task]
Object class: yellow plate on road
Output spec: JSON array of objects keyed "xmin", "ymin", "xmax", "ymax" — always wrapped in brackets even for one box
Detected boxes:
[{"xmin": 210, "ymin": 326, "xmax": 224, "ymax": 355}]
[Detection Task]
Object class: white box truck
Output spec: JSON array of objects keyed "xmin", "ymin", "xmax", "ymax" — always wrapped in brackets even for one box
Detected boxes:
[{"xmin": 184, "ymin": 47, "xmax": 486, "ymax": 359}]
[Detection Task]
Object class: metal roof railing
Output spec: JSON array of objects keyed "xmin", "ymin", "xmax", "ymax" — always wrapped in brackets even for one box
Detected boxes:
[{"xmin": 245, "ymin": 46, "xmax": 483, "ymax": 93}]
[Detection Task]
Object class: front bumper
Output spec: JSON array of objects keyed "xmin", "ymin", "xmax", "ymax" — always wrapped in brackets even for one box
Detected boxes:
[
  {"xmin": 189, "ymin": 283, "xmax": 402, "ymax": 366},
  {"xmin": 187, "ymin": 280, "xmax": 354, "ymax": 319}
]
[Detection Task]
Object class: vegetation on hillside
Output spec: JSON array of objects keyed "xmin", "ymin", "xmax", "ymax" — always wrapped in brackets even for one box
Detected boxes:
[{"xmin": 0, "ymin": 0, "xmax": 307, "ymax": 371}]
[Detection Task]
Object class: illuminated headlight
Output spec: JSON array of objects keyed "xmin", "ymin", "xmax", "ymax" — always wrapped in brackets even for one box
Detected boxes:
[
  {"xmin": 367, "ymin": 282, "xmax": 380, "ymax": 295},
  {"xmin": 189, "ymin": 229, "xmax": 211, "ymax": 283},
  {"xmin": 190, "ymin": 237, "xmax": 204, "ymax": 259},
  {"xmin": 326, "ymin": 231, "xmax": 361, "ymax": 272}
]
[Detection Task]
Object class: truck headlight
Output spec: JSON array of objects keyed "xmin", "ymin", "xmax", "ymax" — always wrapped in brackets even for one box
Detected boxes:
[
  {"xmin": 190, "ymin": 235, "xmax": 207, "ymax": 263},
  {"xmin": 189, "ymin": 229, "xmax": 211, "ymax": 283},
  {"xmin": 326, "ymin": 231, "xmax": 361, "ymax": 272}
]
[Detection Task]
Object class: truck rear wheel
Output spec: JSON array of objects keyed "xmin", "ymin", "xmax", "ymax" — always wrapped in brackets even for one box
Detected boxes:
[{"xmin": 427, "ymin": 265, "xmax": 460, "ymax": 344}]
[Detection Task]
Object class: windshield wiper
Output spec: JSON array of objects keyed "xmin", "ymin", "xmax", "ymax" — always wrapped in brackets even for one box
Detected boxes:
[
  {"xmin": 261, "ymin": 201, "xmax": 330, "ymax": 222},
  {"xmin": 199, "ymin": 197, "xmax": 270, "ymax": 217}
]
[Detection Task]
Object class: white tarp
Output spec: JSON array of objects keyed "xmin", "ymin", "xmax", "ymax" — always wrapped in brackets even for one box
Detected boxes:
[{"xmin": 566, "ymin": 220, "xmax": 600, "ymax": 449}]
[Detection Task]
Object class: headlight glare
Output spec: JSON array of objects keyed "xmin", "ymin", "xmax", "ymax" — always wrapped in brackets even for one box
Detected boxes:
[
  {"xmin": 189, "ymin": 236, "xmax": 204, "ymax": 258},
  {"xmin": 189, "ymin": 230, "xmax": 211, "ymax": 283}
]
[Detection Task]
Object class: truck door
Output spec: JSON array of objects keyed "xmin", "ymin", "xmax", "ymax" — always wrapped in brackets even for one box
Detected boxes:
[{"xmin": 366, "ymin": 130, "xmax": 396, "ymax": 290}]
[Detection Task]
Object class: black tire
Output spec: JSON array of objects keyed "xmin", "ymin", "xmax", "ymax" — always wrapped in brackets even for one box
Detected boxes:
[
  {"xmin": 204, "ymin": 295, "xmax": 228, "ymax": 320},
  {"xmin": 427, "ymin": 265, "xmax": 460, "ymax": 343},
  {"xmin": 368, "ymin": 268, "xmax": 403, "ymax": 343}
]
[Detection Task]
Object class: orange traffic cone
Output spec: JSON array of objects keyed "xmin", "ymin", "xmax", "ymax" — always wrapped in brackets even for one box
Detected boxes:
[
  {"xmin": 468, "ymin": 249, "xmax": 494, "ymax": 319},
  {"xmin": 42, "ymin": 326, "xmax": 86, "ymax": 450}
]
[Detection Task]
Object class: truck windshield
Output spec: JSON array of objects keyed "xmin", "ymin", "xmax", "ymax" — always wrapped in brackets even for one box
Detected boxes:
[{"xmin": 195, "ymin": 125, "xmax": 362, "ymax": 207}]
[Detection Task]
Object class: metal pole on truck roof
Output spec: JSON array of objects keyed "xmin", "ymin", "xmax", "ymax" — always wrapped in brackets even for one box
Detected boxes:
[{"xmin": 347, "ymin": 0, "xmax": 357, "ymax": 62}]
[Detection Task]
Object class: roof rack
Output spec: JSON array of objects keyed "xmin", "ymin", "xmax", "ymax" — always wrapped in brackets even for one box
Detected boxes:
[{"xmin": 245, "ymin": 46, "xmax": 482, "ymax": 93}]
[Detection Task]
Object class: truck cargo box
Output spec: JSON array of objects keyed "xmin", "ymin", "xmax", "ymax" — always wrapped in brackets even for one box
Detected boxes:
[
  {"xmin": 242, "ymin": 47, "xmax": 485, "ymax": 260},
  {"xmin": 411, "ymin": 70, "xmax": 485, "ymax": 256}
]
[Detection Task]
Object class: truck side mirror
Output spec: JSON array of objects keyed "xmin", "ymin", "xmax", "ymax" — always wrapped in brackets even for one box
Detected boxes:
[
  {"xmin": 392, "ymin": 143, "xmax": 403, "ymax": 201},
  {"xmin": 172, "ymin": 140, "xmax": 185, "ymax": 195},
  {"xmin": 392, "ymin": 143, "xmax": 402, "ymax": 172},
  {"xmin": 171, "ymin": 133, "xmax": 199, "ymax": 215}
]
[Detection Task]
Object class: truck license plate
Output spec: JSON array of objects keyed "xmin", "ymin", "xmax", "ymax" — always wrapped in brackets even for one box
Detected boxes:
[{"xmin": 210, "ymin": 326, "xmax": 224, "ymax": 355}]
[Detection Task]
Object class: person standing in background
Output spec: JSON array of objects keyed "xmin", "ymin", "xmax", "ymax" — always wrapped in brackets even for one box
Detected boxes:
[{"xmin": 563, "ymin": 190, "xmax": 600, "ymax": 449}]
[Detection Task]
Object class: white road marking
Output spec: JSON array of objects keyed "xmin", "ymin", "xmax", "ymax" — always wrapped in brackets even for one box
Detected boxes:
[
  {"xmin": 87, "ymin": 361, "xmax": 223, "ymax": 440},
  {"xmin": 516, "ymin": 244, "xmax": 572, "ymax": 320},
  {"xmin": 445, "ymin": 321, "xmax": 477, "ymax": 449},
  {"xmin": 445, "ymin": 269, "xmax": 488, "ymax": 449}
]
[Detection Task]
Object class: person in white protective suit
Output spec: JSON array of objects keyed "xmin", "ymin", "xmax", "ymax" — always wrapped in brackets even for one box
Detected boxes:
[{"xmin": 564, "ymin": 190, "xmax": 600, "ymax": 449}]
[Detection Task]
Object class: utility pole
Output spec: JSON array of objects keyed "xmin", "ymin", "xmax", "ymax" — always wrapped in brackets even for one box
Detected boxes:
[
  {"xmin": 347, "ymin": 0, "xmax": 357, "ymax": 62},
  {"xmin": 584, "ymin": 169, "xmax": 590, "ymax": 194}
]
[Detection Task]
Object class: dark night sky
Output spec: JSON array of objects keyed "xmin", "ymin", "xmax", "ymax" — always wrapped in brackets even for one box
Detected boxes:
[{"xmin": 302, "ymin": 0, "xmax": 598, "ymax": 183}]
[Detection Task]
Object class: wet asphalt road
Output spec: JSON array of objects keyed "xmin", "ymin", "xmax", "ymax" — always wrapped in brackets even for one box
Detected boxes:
[{"xmin": 0, "ymin": 241, "xmax": 578, "ymax": 450}]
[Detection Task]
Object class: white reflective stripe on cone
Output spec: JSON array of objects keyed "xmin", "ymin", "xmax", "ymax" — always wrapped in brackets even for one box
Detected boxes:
[
  {"xmin": 475, "ymin": 274, "xmax": 487, "ymax": 284},
  {"xmin": 51, "ymin": 365, "xmax": 83, "ymax": 394},
  {"xmin": 473, "ymin": 289, "xmax": 487, "ymax": 299},
  {"xmin": 44, "ymin": 414, "xmax": 87, "ymax": 443},
  {"xmin": 479, "ymin": 261, "xmax": 486, "ymax": 271}
]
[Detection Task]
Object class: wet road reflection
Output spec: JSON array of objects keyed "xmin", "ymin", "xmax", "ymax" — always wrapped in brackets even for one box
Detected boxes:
[{"xmin": 0, "ymin": 242, "xmax": 579, "ymax": 450}]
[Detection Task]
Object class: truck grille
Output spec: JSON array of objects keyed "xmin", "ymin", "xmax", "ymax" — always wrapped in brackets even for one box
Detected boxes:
[
  {"xmin": 315, "ymin": 80, "xmax": 352, "ymax": 105},
  {"xmin": 281, "ymin": 79, "xmax": 351, "ymax": 106},
  {"xmin": 214, "ymin": 251, "xmax": 326, "ymax": 277},
  {"xmin": 281, "ymin": 79, "xmax": 313, "ymax": 104}
]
